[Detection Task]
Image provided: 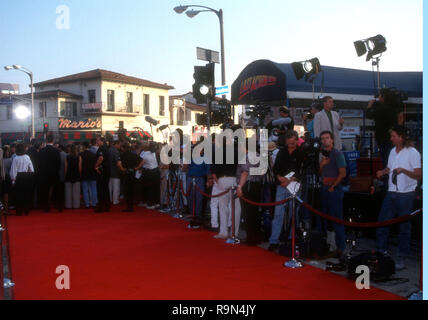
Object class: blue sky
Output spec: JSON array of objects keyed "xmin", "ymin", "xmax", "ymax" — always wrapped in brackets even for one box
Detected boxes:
[{"xmin": 0, "ymin": 0, "xmax": 423, "ymax": 95}]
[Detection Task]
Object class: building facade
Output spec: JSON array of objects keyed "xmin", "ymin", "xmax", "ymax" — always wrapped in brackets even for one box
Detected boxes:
[{"xmin": 0, "ymin": 69, "xmax": 176, "ymax": 143}]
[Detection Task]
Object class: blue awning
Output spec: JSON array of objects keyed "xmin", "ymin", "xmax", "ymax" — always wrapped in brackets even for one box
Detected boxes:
[{"xmin": 231, "ymin": 59, "xmax": 422, "ymax": 105}]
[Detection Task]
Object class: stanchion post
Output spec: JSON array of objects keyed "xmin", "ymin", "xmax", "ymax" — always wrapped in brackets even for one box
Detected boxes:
[
  {"xmin": 226, "ymin": 185, "xmax": 240, "ymax": 244},
  {"xmin": 0, "ymin": 202, "xmax": 4, "ymax": 232},
  {"xmin": 1, "ymin": 203, "xmax": 15, "ymax": 292},
  {"xmin": 192, "ymin": 178, "xmax": 196, "ymax": 218},
  {"xmin": 187, "ymin": 178, "xmax": 200, "ymax": 229},
  {"xmin": 284, "ymin": 195, "xmax": 303, "ymax": 268},
  {"xmin": 174, "ymin": 173, "xmax": 182, "ymax": 219}
]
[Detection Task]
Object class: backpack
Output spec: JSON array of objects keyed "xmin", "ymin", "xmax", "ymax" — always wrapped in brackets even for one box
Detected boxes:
[{"xmin": 347, "ymin": 251, "xmax": 395, "ymax": 281}]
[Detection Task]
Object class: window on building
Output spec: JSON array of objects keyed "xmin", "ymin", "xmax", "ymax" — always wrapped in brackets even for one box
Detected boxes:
[
  {"xmin": 159, "ymin": 96, "xmax": 165, "ymax": 116},
  {"xmin": 185, "ymin": 109, "xmax": 191, "ymax": 121},
  {"xmin": 177, "ymin": 109, "xmax": 184, "ymax": 126},
  {"xmin": 170, "ymin": 106, "xmax": 174, "ymax": 125},
  {"xmin": 60, "ymin": 101, "xmax": 78, "ymax": 117},
  {"xmin": 39, "ymin": 102, "xmax": 47, "ymax": 119},
  {"xmin": 107, "ymin": 90, "xmax": 115, "ymax": 111},
  {"xmin": 7, "ymin": 105, "xmax": 13, "ymax": 120},
  {"xmin": 126, "ymin": 92, "xmax": 133, "ymax": 113},
  {"xmin": 88, "ymin": 90, "xmax": 96, "ymax": 103},
  {"xmin": 144, "ymin": 94, "xmax": 150, "ymax": 114}
]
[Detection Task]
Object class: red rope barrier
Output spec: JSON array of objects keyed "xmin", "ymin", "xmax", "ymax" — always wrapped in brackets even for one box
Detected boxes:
[
  {"xmin": 195, "ymin": 184, "xmax": 230, "ymax": 198},
  {"xmin": 299, "ymin": 201, "xmax": 422, "ymax": 228},
  {"xmin": 180, "ymin": 181, "xmax": 192, "ymax": 197},
  {"xmin": 238, "ymin": 195, "xmax": 292, "ymax": 207}
]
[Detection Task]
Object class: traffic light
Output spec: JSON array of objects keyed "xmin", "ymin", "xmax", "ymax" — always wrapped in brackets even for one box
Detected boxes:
[
  {"xmin": 192, "ymin": 63, "xmax": 215, "ymax": 104},
  {"xmin": 43, "ymin": 123, "xmax": 49, "ymax": 134}
]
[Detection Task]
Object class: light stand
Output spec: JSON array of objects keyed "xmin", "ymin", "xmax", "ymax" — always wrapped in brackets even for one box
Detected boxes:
[
  {"xmin": 372, "ymin": 57, "xmax": 381, "ymax": 91},
  {"xmin": 226, "ymin": 185, "xmax": 240, "ymax": 244},
  {"xmin": 284, "ymin": 194, "xmax": 303, "ymax": 269}
]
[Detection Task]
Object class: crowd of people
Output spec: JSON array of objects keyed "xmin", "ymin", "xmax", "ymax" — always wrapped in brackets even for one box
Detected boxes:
[
  {"xmin": 0, "ymin": 94, "xmax": 421, "ymax": 270},
  {"xmin": 0, "ymin": 136, "xmax": 167, "ymax": 215}
]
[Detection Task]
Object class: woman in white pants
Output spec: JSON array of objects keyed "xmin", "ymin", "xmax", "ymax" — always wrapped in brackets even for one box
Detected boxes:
[
  {"xmin": 210, "ymin": 136, "xmax": 241, "ymax": 239},
  {"xmin": 215, "ymin": 176, "xmax": 241, "ymax": 239}
]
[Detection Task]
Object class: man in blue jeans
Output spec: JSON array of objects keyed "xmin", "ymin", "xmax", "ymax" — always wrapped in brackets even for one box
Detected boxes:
[
  {"xmin": 376, "ymin": 126, "xmax": 421, "ymax": 270},
  {"xmin": 268, "ymin": 131, "xmax": 304, "ymax": 251},
  {"xmin": 318, "ymin": 131, "xmax": 347, "ymax": 258},
  {"xmin": 184, "ymin": 143, "xmax": 210, "ymax": 227}
]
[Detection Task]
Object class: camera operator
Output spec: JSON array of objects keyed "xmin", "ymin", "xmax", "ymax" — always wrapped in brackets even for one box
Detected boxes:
[
  {"xmin": 117, "ymin": 142, "xmax": 144, "ymax": 212},
  {"xmin": 268, "ymin": 130, "xmax": 304, "ymax": 251},
  {"xmin": 366, "ymin": 88, "xmax": 404, "ymax": 169},
  {"xmin": 375, "ymin": 126, "xmax": 421, "ymax": 270},
  {"xmin": 268, "ymin": 107, "xmax": 294, "ymax": 142},
  {"xmin": 318, "ymin": 131, "xmax": 347, "ymax": 257}
]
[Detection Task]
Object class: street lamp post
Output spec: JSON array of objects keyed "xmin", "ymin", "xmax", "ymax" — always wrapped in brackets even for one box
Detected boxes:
[
  {"xmin": 4, "ymin": 65, "xmax": 35, "ymax": 139},
  {"xmin": 174, "ymin": 4, "xmax": 226, "ymax": 89}
]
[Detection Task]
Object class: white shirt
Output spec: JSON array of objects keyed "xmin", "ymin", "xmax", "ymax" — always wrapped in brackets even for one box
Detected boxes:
[
  {"xmin": 140, "ymin": 151, "xmax": 158, "ymax": 170},
  {"xmin": 387, "ymin": 146, "xmax": 421, "ymax": 193},
  {"xmin": 10, "ymin": 155, "xmax": 34, "ymax": 182}
]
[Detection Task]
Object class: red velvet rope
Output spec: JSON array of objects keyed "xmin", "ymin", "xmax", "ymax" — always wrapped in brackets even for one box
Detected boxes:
[
  {"xmin": 195, "ymin": 184, "xmax": 231, "ymax": 198},
  {"xmin": 238, "ymin": 195, "xmax": 292, "ymax": 207},
  {"xmin": 299, "ymin": 201, "xmax": 422, "ymax": 228},
  {"xmin": 180, "ymin": 181, "xmax": 193, "ymax": 197}
]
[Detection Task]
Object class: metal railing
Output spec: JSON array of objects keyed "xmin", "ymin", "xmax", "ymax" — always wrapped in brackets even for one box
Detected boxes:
[
  {"xmin": 0, "ymin": 201, "xmax": 14, "ymax": 300},
  {"xmin": 105, "ymin": 104, "xmax": 142, "ymax": 114}
]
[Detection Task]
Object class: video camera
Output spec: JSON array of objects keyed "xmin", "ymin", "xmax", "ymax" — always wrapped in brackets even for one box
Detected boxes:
[
  {"xmin": 301, "ymin": 137, "xmax": 322, "ymax": 159},
  {"xmin": 381, "ymin": 88, "xmax": 408, "ymax": 107}
]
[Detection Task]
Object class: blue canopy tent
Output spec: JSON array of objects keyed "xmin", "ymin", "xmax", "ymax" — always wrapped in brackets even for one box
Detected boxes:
[{"xmin": 231, "ymin": 59, "xmax": 422, "ymax": 105}]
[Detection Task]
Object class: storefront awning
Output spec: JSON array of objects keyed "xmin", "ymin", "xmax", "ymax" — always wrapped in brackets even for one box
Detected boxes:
[{"xmin": 62, "ymin": 131, "xmax": 99, "ymax": 142}]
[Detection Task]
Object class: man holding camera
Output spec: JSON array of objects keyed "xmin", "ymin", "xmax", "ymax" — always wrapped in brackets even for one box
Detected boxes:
[
  {"xmin": 318, "ymin": 131, "xmax": 347, "ymax": 257},
  {"xmin": 375, "ymin": 126, "xmax": 421, "ymax": 270},
  {"xmin": 268, "ymin": 131, "xmax": 304, "ymax": 251},
  {"xmin": 269, "ymin": 107, "xmax": 294, "ymax": 142},
  {"xmin": 314, "ymin": 96, "xmax": 344, "ymax": 151}
]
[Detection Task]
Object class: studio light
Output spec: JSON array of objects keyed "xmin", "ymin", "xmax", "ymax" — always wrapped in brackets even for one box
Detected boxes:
[
  {"xmin": 292, "ymin": 57, "xmax": 322, "ymax": 81},
  {"xmin": 354, "ymin": 34, "xmax": 387, "ymax": 61}
]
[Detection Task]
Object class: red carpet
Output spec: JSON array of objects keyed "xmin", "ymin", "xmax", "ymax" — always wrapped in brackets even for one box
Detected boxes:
[{"xmin": 6, "ymin": 207, "xmax": 402, "ymax": 300}]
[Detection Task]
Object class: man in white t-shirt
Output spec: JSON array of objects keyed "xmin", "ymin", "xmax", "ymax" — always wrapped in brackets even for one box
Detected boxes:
[
  {"xmin": 138, "ymin": 141, "xmax": 160, "ymax": 209},
  {"xmin": 376, "ymin": 126, "xmax": 422, "ymax": 270}
]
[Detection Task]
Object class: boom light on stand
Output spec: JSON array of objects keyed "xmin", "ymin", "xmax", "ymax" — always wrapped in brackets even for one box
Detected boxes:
[
  {"xmin": 354, "ymin": 34, "xmax": 387, "ymax": 158},
  {"xmin": 291, "ymin": 58, "xmax": 322, "ymax": 101}
]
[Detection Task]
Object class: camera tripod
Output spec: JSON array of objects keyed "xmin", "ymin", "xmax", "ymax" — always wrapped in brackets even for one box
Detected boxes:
[{"xmin": 301, "ymin": 158, "xmax": 321, "ymax": 231}]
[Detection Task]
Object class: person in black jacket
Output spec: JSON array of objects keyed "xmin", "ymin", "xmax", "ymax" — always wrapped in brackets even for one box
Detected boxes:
[
  {"xmin": 268, "ymin": 130, "xmax": 305, "ymax": 251},
  {"xmin": 38, "ymin": 135, "xmax": 61, "ymax": 212},
  {"xmin": 366, "ymin": 88, "xmax": 404, "ymax": 168},
  {"xmin": 94, "ymin": 137, "xmax": 110, "ymax": 213},
  {"xmin": 117, "ymin": 142, "xmax": 144, "ymax": 212}
]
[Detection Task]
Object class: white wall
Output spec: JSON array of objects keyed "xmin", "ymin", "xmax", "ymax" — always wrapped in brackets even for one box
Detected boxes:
[{"xmin": 36, "ymin": 80, "xmax": 102, "ymax": 104}]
